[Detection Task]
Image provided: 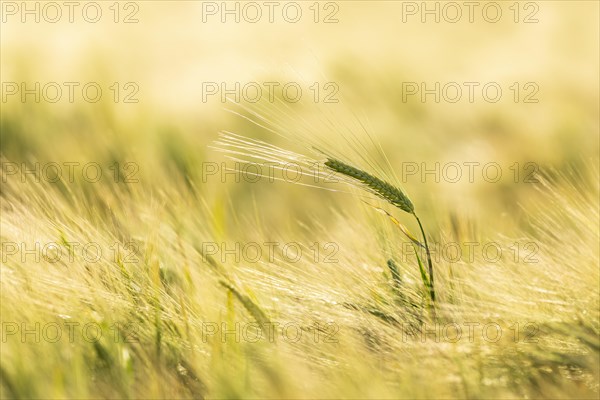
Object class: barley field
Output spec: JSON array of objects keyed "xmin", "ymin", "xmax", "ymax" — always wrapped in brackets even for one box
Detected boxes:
[{"xmin": 1, "ymin": 1, "xmax": 599, "ymax": 399}]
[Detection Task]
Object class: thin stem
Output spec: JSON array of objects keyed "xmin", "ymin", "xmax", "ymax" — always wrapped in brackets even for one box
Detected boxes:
[{"xmin": 414, "ymin": 213, "xmax": 435, "ymax": 304}]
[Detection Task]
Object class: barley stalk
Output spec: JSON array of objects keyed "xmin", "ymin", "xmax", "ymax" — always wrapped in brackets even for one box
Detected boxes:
[{"xmin": 324, "ymin": 157, "xmax": 436, "ymax": 306}]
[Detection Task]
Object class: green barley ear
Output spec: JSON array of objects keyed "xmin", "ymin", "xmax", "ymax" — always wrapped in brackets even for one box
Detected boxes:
[{"xmin": 324, "ymin": 158, "xmax": 414, "ymax": 213}]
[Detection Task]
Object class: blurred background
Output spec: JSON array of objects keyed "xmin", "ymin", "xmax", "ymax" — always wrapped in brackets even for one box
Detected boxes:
[{"xmin": 2, "ymin": 0, "xmax": 599, "ymax": 232}]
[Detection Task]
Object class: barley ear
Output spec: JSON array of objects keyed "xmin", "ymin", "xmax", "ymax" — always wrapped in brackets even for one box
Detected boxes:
[{"xmin": 324, "ymin": 158, "xmax": 414, "ymax": 213}]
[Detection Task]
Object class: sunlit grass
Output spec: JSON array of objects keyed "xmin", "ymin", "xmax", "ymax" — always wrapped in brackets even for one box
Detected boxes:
[{"xmin": 1, "ymin": 121, "xmax": 598, "ymax": 398}]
